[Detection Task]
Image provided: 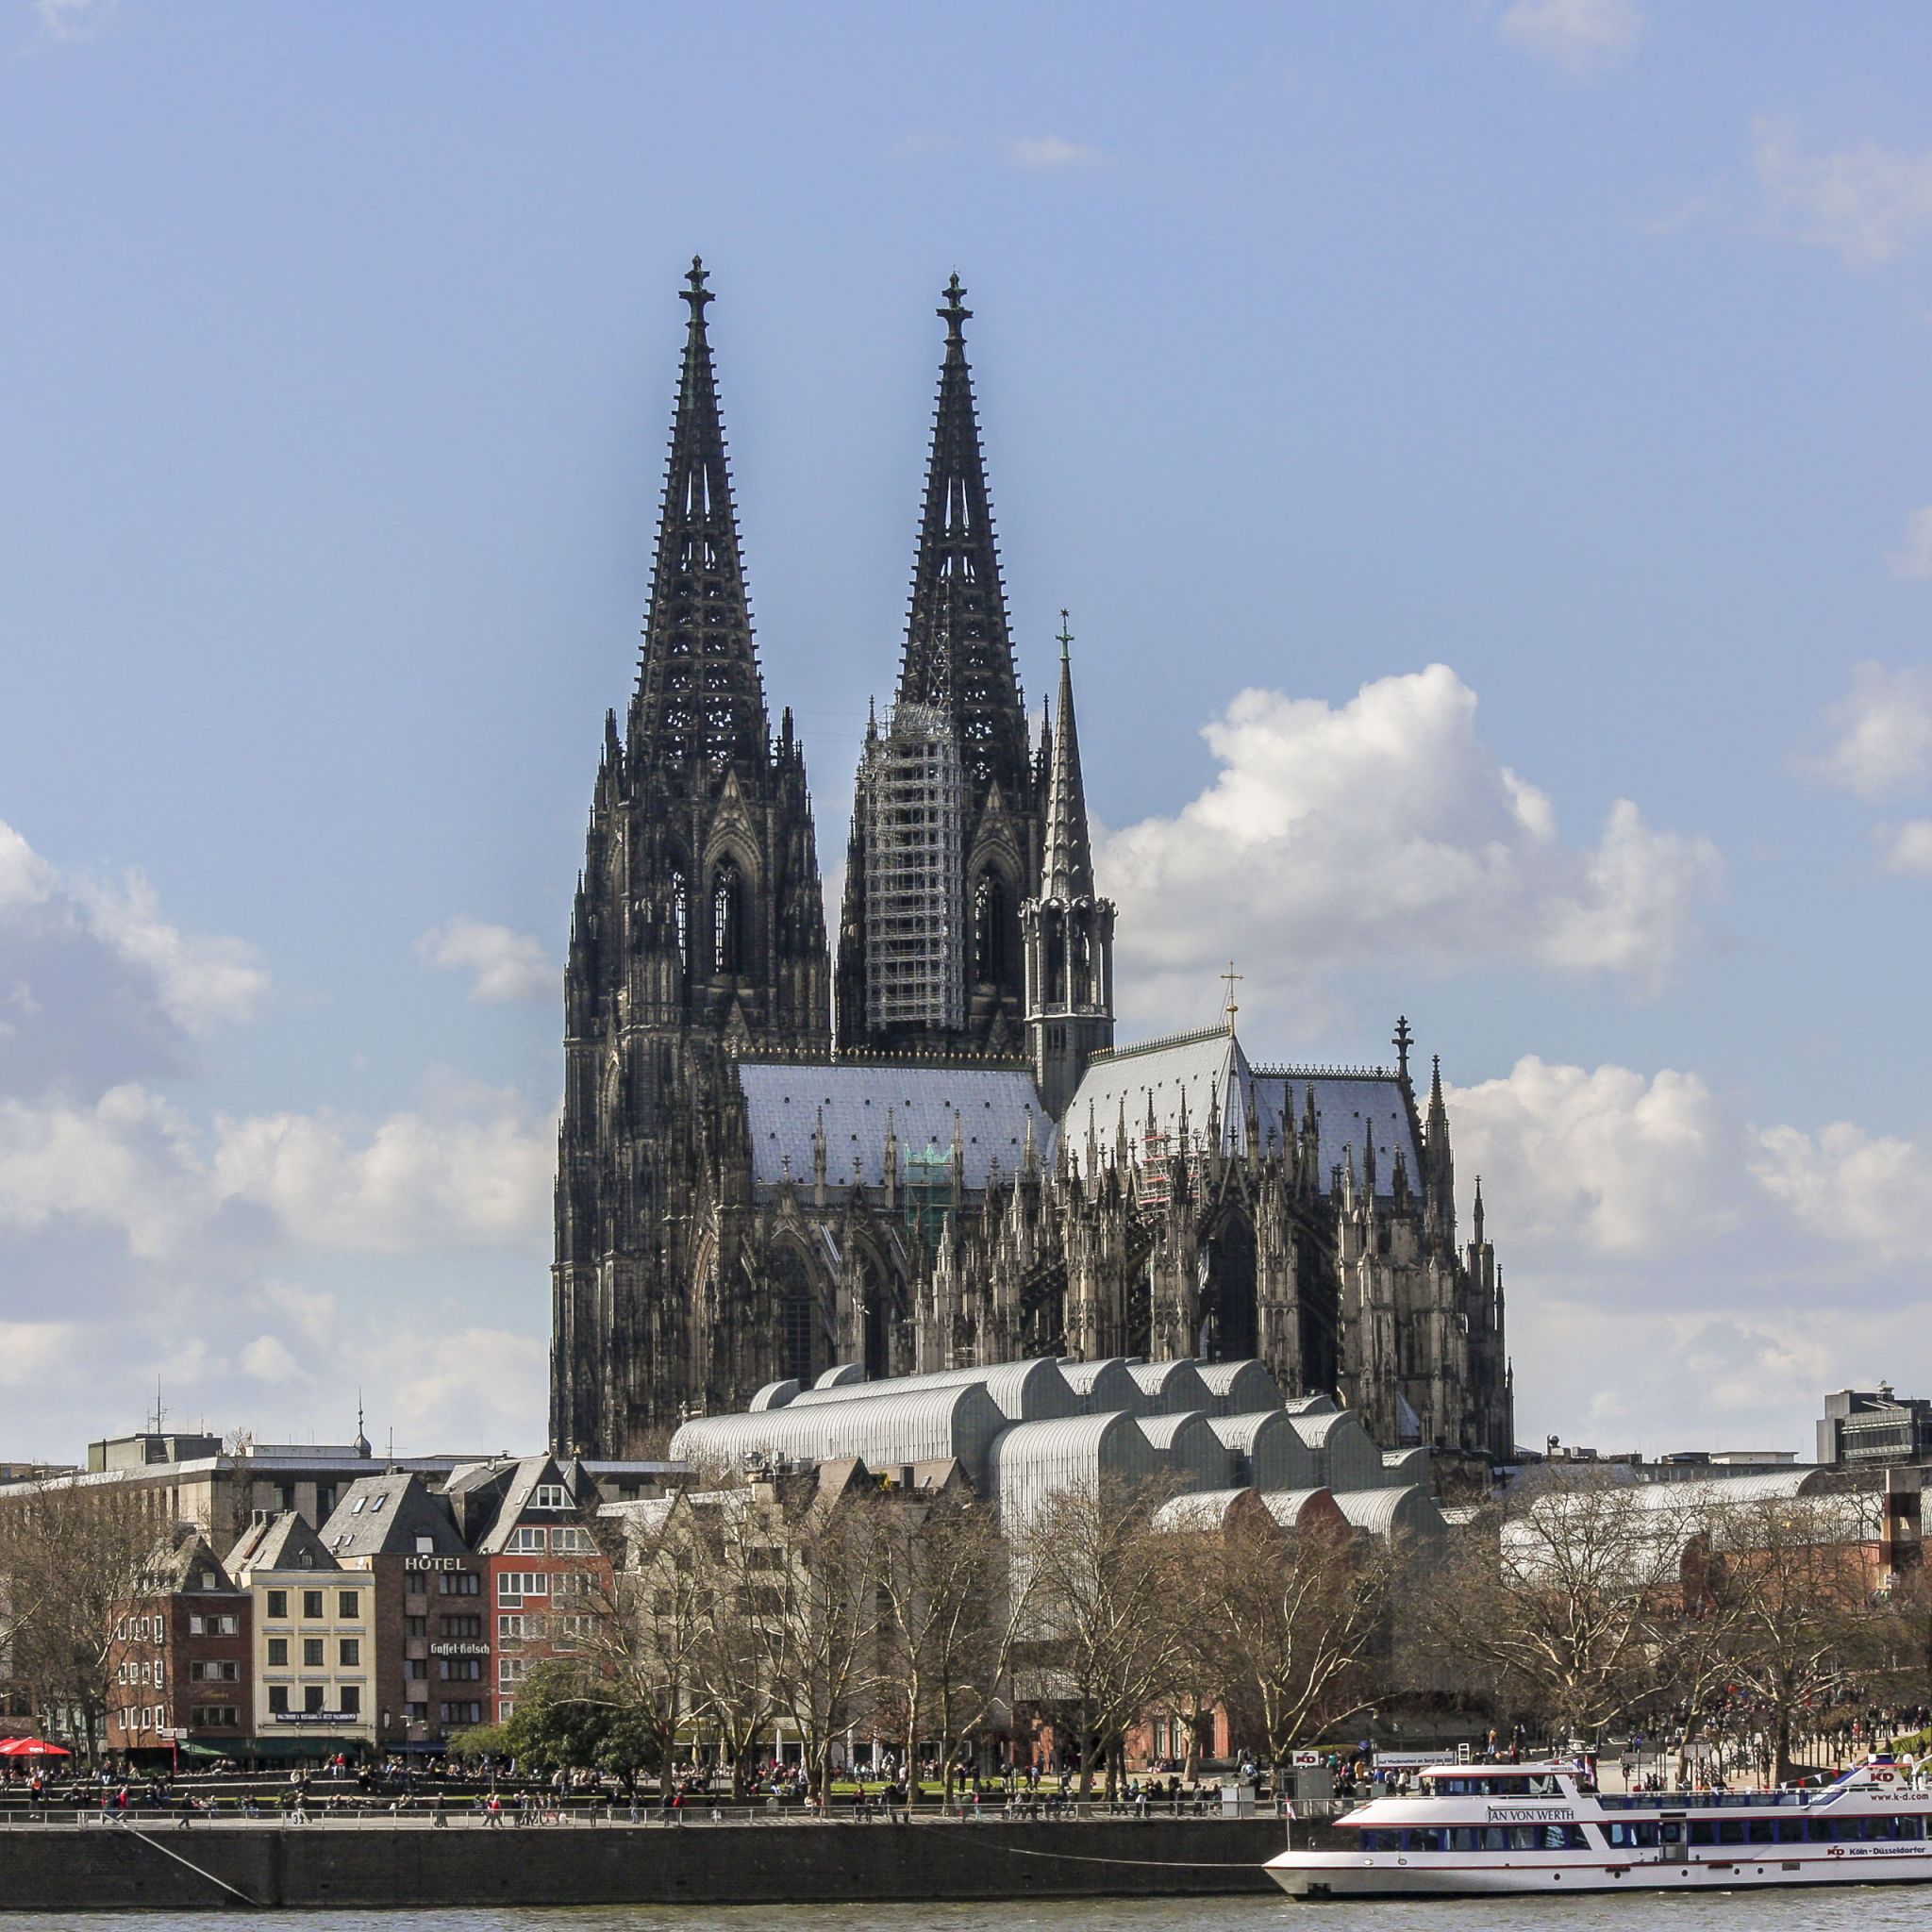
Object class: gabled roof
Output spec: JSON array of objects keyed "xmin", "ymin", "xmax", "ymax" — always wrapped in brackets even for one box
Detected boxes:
[
  {"xmin": 473, "ymin": 1456, "xmax": 586, "ymax": 1556},
  {"xmin": 139, "ymin": 1527, "xmax": 238, "ymax": 1596},
  {"xmin": 320, "ymin": 1471, "xmax": 469, "ymax": 1560},
  {"xmin": 229, "ymin": 1510, "xmax": 341, "ymax": 1577}
]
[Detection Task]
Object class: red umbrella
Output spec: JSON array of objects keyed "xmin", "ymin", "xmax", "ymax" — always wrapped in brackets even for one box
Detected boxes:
[{"xmin": 0, "ymin": 1738, "xmax": 70, "ymax": 1757}]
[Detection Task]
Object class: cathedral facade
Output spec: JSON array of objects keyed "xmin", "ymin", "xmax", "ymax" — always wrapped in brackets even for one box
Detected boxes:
[{"xmin": 551, "ymin": 263, "xmax": 1513, "ymax": 1467}]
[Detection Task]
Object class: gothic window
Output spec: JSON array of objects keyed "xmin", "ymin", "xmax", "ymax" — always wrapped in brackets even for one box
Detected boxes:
[
  {"xmin": 1202, "ymin": 1215, "xmax": 1258, "ymax": 1362},
  {"xmin": 668, "ymin": 866, "xmax": 689, "ymax": 971},
  {"xmin": 973, "ymin": 872, "xmax": 1008, "ymax": 986},
  {"xmin": 1044, "ymin": 910, "xmax": 1066, "ymax": 1007},
  {"xmin": 772, "ymin": 1247, "xmax": 817, "ymax": 1389},
  {"xmin": 860, "ymin": 1265, "xmax": 890, "ymax": 1381},
  {"xmin": 711, "ymin": 859, "xmax": 742, "ymax": 975}
]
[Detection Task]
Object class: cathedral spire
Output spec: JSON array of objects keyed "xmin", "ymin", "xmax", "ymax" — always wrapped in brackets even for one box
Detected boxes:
[
  {"xmin": 896, "ymin": 273, "xmax": 1027, "ymax": 809},
  {"xmin": 630, "ymin": 258, "xmax": 769, "ymax": 772},
  {"xmin": 1040, "ymin": 612, "xmax": 1094, "ymax": 902}
]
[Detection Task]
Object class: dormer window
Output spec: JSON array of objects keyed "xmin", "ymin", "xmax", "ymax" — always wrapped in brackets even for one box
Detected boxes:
[
  {"xmin": 351, "ymin": 1497, "xmax": 367, "ymax": 1513},
  {"xmin": 533, "ymin": 1484, "xmax": 570, "ymax": 1510},
  {"xmin": 371, "ymin": 1494, "xmax": 389, "ymax": 1512}
]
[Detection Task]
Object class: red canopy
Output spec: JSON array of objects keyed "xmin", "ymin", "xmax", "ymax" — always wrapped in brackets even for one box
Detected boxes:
[{"xmin": 0, "ymin": 1738, "xmax": 71, "ymax": 1757}]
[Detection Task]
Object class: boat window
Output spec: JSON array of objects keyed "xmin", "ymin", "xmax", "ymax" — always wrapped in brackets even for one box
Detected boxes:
[
  {"xmin": 1747, "ymin": 1821, "xmax": 1775, "ymax": 1844},
  {"xmin": 1805, "ymin": 1820, "xmax": 1833, "ymax": 1842},
  {"xmin": 1689, "ymin": 1823, "xmax": 1715, "ymax": 1846},
  {"xmin": 1717, "ymin": 1822, "xmax": 1745, "ymax": 1845},
  {"xmin": 1481, "ymin": 1826, "xmax": 1510, "ymax": 1851},
  {"xmin": 1413, "ymin": 1829, "xmax": 1447, "ymax": 1853},
  {"xmin": 1774, "ymin": 1819, "xmax": 1806, "ymax": 1843},
  {"xmin": 1606, "ymin": 1822, "xmax": 1659, "ymax": 1849},
  {"xmin": 1831, "ymin": 1819, "xmax": 1868, "ymax": 1842},
  {"xmin": 1660, "ymin": 1824, "xmax": 1682, "ymax": 1843},
  {"xmin": 1450, "ymin": 1827, "xmax": 1482, "ymax": 1852}
]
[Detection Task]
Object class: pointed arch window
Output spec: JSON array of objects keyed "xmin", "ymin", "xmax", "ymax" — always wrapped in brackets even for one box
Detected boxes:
[
  {"xmin": 668, "ymin": 866, "xmax": 689, "ymax": 972},
  {"xmin": 711, "ymin": 858, "xmax": 743, "ymax": 975},
  {"xmin": 973, "ymin": 871, "xmax": 1008, "ymax": 987}
]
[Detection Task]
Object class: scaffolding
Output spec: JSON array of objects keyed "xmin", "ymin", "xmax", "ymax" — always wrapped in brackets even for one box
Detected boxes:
[{"xmin": 861, "ymin": 699, "xmax": 966, "ymax": 1033}]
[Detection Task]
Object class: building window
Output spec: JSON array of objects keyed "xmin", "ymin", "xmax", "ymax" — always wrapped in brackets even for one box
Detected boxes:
[
  {"xmin": 301, "ymin": 1590, "xmax": 324, "ymax": 1621},
  {"xmin": 441, "ymin": 1614, "xmax": 483, "ymax": 1640},
  {"xmin": 340, "ymin": 1686, "xmax": 360, "ymax": 1715},
  {"xmin": 439, "ymin": 1572, "xmax": 480, "ymax": 1596},
  {"xmin": 337, "ymin": 1590, "xmax": 359, "ymax": 1620},
  {"xmin": 407, "ymin": 1701, "xmax": 429, "ymax": 1724},
  {"xmin": 188, "ymin": 1614, "xmax": 204, "ymax": 1636},
  {"xmin": 509, "ymin": 1526, "xmax": 547, "ymax": 1554},
  {"xmin": 268, "ymin": 1686, "xmax": 290, "ymax": 1715},
  {"xmin": 498, "ymin": 1614, "xmax": 525, "ymax": 1642},
  {"xmin": 266, "ymin": 1638, "xmax": 288, "ymax": 1668},
  {"xmin": 266, "ymin": 1591, "xmax": 288, "ymax": 1620},
  {"xmin": 974, "ymin": 871, "xmax": 1008, "ymax": 985},
  {"xmin": 339, "ymin": 1638, "xmax": 360, "ymax": 1668},
  {"xmin": 711, "ymin": 858, "xmax": 743, "ymax": 974},
  {"xmin": 553, "ymin": 1526, "xmax": 594, "ymax": 1555},
  {"xmin": 303, "ymin": 1639, "xmax": 325, "ymax": 1668},
  {"xmin": 533, "ymin": 1484, "xmax": 571, "ymax": 1509},
  {"xmin": 440, "ymin": 1658, "xmax": 482, "ymax": 1682},
  {"xmin": 403, "ymin": 1616, "xmax": 426, "ymax": 1639},
  {"xmin": 405, "ymin": 1659, "xmax": 427, "ymax": 1681},
  {"xmin": 303, "ymin": 1686, "xmax": 325, "ymax": 1714}
]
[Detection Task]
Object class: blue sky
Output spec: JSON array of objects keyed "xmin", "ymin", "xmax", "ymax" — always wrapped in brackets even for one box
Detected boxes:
[{"xmin": 5, "ymin": 0, "xmax": 1932, "ymax": 1459}]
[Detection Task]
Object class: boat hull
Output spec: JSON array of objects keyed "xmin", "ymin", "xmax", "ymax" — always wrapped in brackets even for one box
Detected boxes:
[{"xmin": 1267, "ymin": 1846, "xmax": 1932, "ymax": 1900}]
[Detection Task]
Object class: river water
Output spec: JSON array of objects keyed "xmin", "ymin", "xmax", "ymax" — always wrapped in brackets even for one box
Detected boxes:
[{"xmin": 8, "ymin": 1895, "xmax": 1928, "ymax": 1932}]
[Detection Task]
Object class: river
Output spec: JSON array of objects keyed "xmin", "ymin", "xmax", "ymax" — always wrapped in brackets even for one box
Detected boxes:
[{"xmin": 7, "ymin": 1893, "xmax": 1928, "ymax": 1932}]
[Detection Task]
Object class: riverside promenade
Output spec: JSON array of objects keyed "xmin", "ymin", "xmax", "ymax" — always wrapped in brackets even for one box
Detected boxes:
[{"xmin": 0, "ymin": 1810, "xmax": 1309, "ymax": 1913}]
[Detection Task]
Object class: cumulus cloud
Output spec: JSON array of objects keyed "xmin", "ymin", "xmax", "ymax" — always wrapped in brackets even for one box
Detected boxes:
[
  {"xmin": 1447, "ymin": 1055, "xmax": 1932, "ymax": 1450},
  {"xmin": 1099, "ymin": 666, "xmax": 1719, "ymax": 1023},
  {"xmin": 417, "ymin": 918, "xmax": 553, "ymax": 1004},
  {"xmin": 0, "ymin": 821, "xmax": 266, "ymax": 1097},
  {"xmin": 1793, "ymin": 661, "xmax": 1932, "ymax": 800},
  {"xmin": 1494, "ymin": 0, "xmax": 1643, "ymax": 75},
  {"xmin": 1877, "ymin": 819, "xmax": 1932, "ymax": 875},
  {"xmin": 1754, "ymin": 119, "xmax": 1932, "ymax": 265},
  {"xmin": 213, "ymin": 1082, "xmax": 553, "ymax": 1255},
  {"xmin": 1887, "ymin": 506, "xmax": 1932, "ymax": 581},
  {"xmin": 1004, "ymin": 135, "xmax": 1109, "ymax": 173},
  {"xmin": 34, "ymin": 0, "xmax": 117, "ymax": 42}
]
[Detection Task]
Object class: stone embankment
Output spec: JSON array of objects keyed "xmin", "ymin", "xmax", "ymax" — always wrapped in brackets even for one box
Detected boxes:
[{"xmin": 0, "ymin": 1813, "xmax": 1328, "ymax": 1912}]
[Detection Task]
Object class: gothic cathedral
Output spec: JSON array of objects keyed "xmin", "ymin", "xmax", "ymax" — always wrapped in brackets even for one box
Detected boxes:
[{"xmin": 551, "ymin": 262, "xmax": 1514, "ymax": 1469}]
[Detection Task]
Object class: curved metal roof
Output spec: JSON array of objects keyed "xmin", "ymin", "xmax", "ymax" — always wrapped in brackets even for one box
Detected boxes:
[
  {"xmin": 790, "ymin": 1357, "xmax": 1076, "ymax": 1424},
  {"xmin": 1258, "ymin": 1487, "xmax": 1346, "ymax": 1533},
  {"xmin": 1152, "ymin": 1489, "xmax": 1258, "ymax": 1533},
  {"xmin": 749, "ymin": 1380, "xmax": 800, "ymax": 1412},
  {"xmin": 1058, "ymin": 1358, "xmax": 1145, "ymax": 1414},
  {"xmin": 1192, "ymin": 1359, "xmax": 1283, "ymax": 1415},
  {"xmin": 1331, "ymin": 1485, "xmax": 1445, "ymax": 1541},
  {"xmin": 1127, "ymin": 1359, "xmax": 1212, "ymax": 1414}
]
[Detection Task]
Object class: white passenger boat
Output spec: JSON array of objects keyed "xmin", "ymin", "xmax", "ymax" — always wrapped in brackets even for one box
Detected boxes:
[{"xmin": 1266, "ymin": 1757, "xmax": 1932, "ymax": 1898}]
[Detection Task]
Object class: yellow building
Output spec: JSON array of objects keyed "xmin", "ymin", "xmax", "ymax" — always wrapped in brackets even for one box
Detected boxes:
[{"xmin": 228, "ymin": 1508, "xmax": 374, "ymax": 1757}]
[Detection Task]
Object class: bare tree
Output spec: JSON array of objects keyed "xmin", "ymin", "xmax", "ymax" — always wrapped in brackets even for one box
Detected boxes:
[
  {"xmin": 754, "ymin": 1481, "xmax": 891, "ymax": 1809},
  {"xmin": 1183, "ymin": 1502, "xmax": 1396, "ymax": 1778},
  {"xmin": 874, "ymin": 1488, "xmax": 1031, "ymax": 1804},
  {"xmin": 1417, "ymin": 1475, "xmax": 1685, "ymax": 1744},
  {"xmin": 683, "ymin": 1490, "xmax": 782, "ymax": 1797},
  {"xmin": 1018, "ymin": 1479, "xmax": 1184, "ymax": 1800},
  {"xmin": 0, "ymin": 1480, "xmax": 170, "ymax": 1759}
]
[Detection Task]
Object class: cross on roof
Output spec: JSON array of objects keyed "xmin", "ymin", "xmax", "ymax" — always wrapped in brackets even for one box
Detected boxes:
[{"xmin": 1221, "ymin": 961, "xmax": 1242, "ymax": 1034}]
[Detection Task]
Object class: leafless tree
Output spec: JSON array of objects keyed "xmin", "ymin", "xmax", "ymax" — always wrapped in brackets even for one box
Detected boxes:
[
  {"xmin": 1017, "ymin": 1478, "xmax": 1184, "ymax": 1800},
  {"xmin": 874, "ymin": 1488, "xmax": 1031, "ymax": 1804},
  {"xmin": 1182, "ymin": 1503, "xmax": 1397, "ymax": 1777},
  {"xmin": 0, "ymin": 1479, "xmax": 169, "ymax": 1758}
]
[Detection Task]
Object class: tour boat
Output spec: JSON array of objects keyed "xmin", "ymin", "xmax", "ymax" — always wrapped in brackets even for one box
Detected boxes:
[{"xmin": 1265, "ymin": 1757, "xmax": 1932, "ymax": 1899}]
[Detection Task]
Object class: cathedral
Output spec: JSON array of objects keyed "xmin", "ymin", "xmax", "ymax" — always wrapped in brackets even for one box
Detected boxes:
[{"xmin": 550, "ymin": 261, "xmax": 1514, "ymax": 1468}]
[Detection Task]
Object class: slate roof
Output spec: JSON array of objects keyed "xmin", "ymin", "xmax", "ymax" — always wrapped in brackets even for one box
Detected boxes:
[
  {"xmin": 474, "ymin": 1455, "xmax": 586, "ymax": 1556},
  {"xmin": 735, "ymin": 1060, "xmax": 1054, "ymax": 1194},
  {"xmin": 319, "ymin": 1471, "xmax": 468, "ymax": 1560},
  {"xmin": 228, "ymin": 1509, "xmax": 340, "ymax": 1576}
]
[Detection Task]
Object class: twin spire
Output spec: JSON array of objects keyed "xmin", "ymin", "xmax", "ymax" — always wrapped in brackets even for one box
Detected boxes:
[{"xmin": 629, "ymin": 257, "xmax": 769, "ymax": 773}]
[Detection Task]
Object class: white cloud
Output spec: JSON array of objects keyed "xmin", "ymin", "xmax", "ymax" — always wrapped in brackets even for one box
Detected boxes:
[
  {"xmin": 1004, "ymin": 135, "xmax": 1108, "ymax": 173},
  {"xmin": 213, "ymin": 1083, "xmax": 553, "ymax": 1256},
  {"xmin": 241, "ymin": 1334, "xmax": 299, "ymax": 1384},
  {"xmin": 1099, "ymin": 665, "xmax": 1720, "ymax": 1024},
  {"xmin": 0, "ymin": 820, "xmax": 266, "ymax": 1096},
  {"xmin": 1794, "ymin": 661, "xmax": 1932, "ymax": 800},
  {"xmin": 417, "ymin": 918, "xmax": 553, "ymax": 1004},
  {"xmin": 1877, "ymin": 818, "xmax": 1932, "ymax": 875},
  {"xmin": 1754, "ymin": 119, "xmax": 1932, "ymax": 265},
  {"xmin": 1447, "ymin": 1056, "xmax": 1932, "ymax": 1452},
  {"xmin": 1495, "ymin": 0, "xmax": 1643, "ymax": 75},
  {"xmin": 1887, "ymin": 506, "xmax": 1932, "ymax": 580},
  {"xmin": 1752, "ymin": 1121, "xmax": 1932, "ymax": 1265},
  {"xmin": 34, "ymin": 0, "xmax": 117, "ymax": 42}
]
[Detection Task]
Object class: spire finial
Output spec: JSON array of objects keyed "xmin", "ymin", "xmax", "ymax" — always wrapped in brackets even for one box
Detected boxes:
[
  {"xmin": 940, "ymin": 272, "xmax": 971, "ymax": 345},
  {"xmin": 1392, "ymin": 1015, "xmax": 1413, "ymax": 1082},
  {"xmin": 1057, "ymin": 608, "xmax": 1074, "ymax": 660},
  {"xmin": 1221, "ymin": 961, "xmax": 1242, "ymax": 1034},
  {"xmin": 683, "ymin": 256, "xmax": 713, "ymax": 319}
]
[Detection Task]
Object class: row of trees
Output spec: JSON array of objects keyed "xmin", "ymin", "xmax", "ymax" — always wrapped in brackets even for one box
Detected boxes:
[
  {"xmin": 1415, "ymin": 1477, "xmax": 1930, "ymax": 1783},
  {"xmin": 476, "ymin": 1474, "xmax": 1397, "ymax": 1804}
]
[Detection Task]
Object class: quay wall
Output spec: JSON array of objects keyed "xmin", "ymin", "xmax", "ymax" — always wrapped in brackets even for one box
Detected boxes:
[{"xmin": 0, "ymin": 1816, "xmax": 1316, "ymax": 1912}]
